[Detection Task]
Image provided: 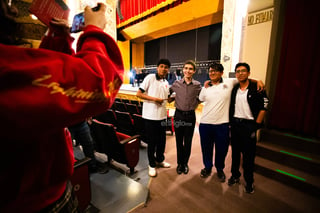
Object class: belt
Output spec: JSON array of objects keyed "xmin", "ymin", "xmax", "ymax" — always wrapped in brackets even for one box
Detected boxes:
[
  {"xmin": 175, "ymin": 108, "xmax": 195, "ymax": 115},
  {"xmin": 232, "ymin": 118, "xmax": 255, "ymax": 123}
]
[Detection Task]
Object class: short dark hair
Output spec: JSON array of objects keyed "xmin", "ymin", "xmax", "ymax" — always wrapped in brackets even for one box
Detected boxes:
[
  {"xmin": 184, "ymin": 60, "xmax": 196, "ymax": 70},
  {"xmin": 209, "ymin": 62, "xmax": 224, "ymax": 72},
  {"xmin": 157, "ymin": 58, "xmax": 171, "ymax": 68},
  {"xmin": 235, "ymin": 62, "xmax": 250, "ymax": 72}
]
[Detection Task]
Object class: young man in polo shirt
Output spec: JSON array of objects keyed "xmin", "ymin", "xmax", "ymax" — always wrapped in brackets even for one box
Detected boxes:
[
  {"xmin": 136, "ymin": 59, "xmax": 172, "ymax": 177},
  {"xmin": 199, "ymin": 62, "xmax": 237, "ymax": 182}
]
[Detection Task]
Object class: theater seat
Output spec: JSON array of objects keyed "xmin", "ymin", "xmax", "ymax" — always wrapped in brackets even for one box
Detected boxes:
[
  {"xmin": 114, "ymin": 111, "xmax": 136, "ymax": 136},
  {"xmin": 90, "ymin": 119, "xmax": 140, "ymax": 174},
  {"xmin": 70, "ymin": 157, "xmax": 92, "ymax": 212},
  {"xmin": 166, "ymin": 109, "xmax": 174, "ymax": 135},
  {"xmin": 94, "ymin": 109, "xmax": 118, "ymax": 128},
  {"xmin": 126, "ymin": 103, "xmax": 140, "ymax": 115},
  {"xmin": 115, "ymin": 101, "xmax": 127, "ymax": 112}
]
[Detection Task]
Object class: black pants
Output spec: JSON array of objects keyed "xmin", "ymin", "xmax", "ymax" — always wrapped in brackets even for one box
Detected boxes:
[
  {"xmin": 144, "ymin": 118, "xmax": 166, "ymax": 167},
  {"xmin": 174, "ymin": 109, "xmax": 196, "ymax": 165},
  {"xmin": 230, "ymin": 118, "xmax": 257, "ymax": 185}
]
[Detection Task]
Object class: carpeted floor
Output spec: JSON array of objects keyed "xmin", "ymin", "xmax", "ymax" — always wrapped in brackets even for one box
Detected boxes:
[
  {"xmin": 130, "ymin": 124, "xmax": 320, "ymax": 213},
  {"xmin": 73, "ymin": 116, "xmax": 319, "ymax": 213}
]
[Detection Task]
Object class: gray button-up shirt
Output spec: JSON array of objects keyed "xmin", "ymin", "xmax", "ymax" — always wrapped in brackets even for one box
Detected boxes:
[{"xmin": 169, "ymin": 79, "xmax": 202, "ymax": 111}]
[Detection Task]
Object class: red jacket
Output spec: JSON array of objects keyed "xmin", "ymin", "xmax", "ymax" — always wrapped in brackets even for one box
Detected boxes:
[{"xmin": 0, "ymin": 25, "xmax": 124, "ymax": 212}]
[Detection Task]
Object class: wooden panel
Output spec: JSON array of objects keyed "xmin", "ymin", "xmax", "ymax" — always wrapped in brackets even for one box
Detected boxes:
[
  {"xmin": 132, "ymin": 43, "xmax": 145, "ymax": 67},
  {"xmin": 117, "ymin": 40, "xmax": 131, "ymax": 84}
]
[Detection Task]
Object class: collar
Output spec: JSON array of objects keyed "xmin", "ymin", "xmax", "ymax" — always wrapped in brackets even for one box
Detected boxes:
[
  {"xmin": 183, "ymin": 78, "xmax": 194, "ymax": 85},
  {"xmin": 208, "ymin": 77, "xmax": 223, "ymax": 86},
  {"xmin": 155, "ymin": 73, "xmax": 165, "ymax": 81}
]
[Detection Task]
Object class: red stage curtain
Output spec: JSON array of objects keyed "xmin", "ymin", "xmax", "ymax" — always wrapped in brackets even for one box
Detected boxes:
[
  {"xmin": 117, "ymin": 0, "xmax": 189, "ymax": 27},
  {"xmin": 268, "ymin": 0, "xmax": 320, "ymax": 138}
]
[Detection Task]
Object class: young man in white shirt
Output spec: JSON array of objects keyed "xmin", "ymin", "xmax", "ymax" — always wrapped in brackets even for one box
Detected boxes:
[
  {"xmin": 199, "ymin": 62, "xmax": 237, "ymax": 182},
  {"xmin": 136, "ymin": 59, "xmax": 172, "ymax": 177}
]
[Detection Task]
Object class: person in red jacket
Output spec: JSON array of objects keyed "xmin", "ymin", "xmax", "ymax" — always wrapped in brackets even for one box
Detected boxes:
[{"xmin": 0, "ymin": 1, "xmax": 124, "ymax": 212}]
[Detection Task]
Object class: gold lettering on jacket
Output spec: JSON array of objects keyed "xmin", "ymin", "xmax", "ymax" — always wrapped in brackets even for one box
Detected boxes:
[{"xmin": 32, "ymin": 74, "xmax": 119, "ymax": 103}]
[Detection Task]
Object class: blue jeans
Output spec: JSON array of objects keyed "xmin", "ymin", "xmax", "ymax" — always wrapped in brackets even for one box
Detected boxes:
[
  {"xmin": 69, "ymin": 121, "xmax": 97, "ymax": 171},
  {"xmin": 199, "ymin": 123, "xmax": 230, "ymax": 171}
]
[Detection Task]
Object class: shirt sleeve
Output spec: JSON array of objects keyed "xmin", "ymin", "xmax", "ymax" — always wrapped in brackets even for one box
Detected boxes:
[
  {"xmin": 225, "ymin": 78, "xmax": 238, "ymax": 86},
  {"xmin": 0, "ymin": 25, "xmax": 124, "ymax": 131},
  {"xmin": 39, "ymin": 29, "xmax": 75, "ymax": 55},
  {"xmin": 139, "ymin": 74, "xmax": 151, "ymax": 93},
  {"xmin": 169, "ymin": 81, "xmax": 177, "ymax": 94},
  {"xmin": 199, "ymin": 87, "xmax": 206, "ymax": 102}
]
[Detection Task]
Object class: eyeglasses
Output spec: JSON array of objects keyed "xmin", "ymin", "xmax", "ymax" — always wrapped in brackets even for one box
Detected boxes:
[{"xmin": 235, "ymin": 69, "xmax": 248, "ymax": 74}]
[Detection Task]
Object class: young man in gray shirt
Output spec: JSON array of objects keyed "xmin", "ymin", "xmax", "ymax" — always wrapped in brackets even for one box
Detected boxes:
[{"xmin": 169, "ymin": 60, "xmax": 202, "ymax": 174}]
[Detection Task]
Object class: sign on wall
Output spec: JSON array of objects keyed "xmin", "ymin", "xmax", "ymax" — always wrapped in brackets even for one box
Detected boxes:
[{"xmin": 248, "ymin": 8, "xmax": 273, "ymax": 26}]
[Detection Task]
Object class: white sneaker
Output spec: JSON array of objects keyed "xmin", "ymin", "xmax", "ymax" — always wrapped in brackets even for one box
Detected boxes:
[
  {"xmin": 148, "ymin": 166, "xmax": 157, "ymax": 177},
  {"xmin": 157, "ymin": 161, "xmax": 171, "ymax": 168}
]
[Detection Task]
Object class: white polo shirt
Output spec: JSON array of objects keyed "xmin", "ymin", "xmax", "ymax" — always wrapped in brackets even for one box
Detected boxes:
[
  {"xmin": 199, "ymin": 78, "xmax": 237, "ymax": 124},
  {"xmin": 139, "ymin": 73, "xmax": 169, "ymax": 120}
]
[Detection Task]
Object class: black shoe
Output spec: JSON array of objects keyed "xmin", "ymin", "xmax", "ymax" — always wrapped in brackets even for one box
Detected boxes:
[
  {"xmin": 227, "ymin": 176, "xmax": 240, "ymax": 186},
  {"xmin": 97, "ymin": 166, "xmax": 109, "ymax": 174},
  {"xmin": 176, "ymin": 165, "xmax": 183, "ymax": 175},
  {"xmin": 200, "ymin": 168, "xmax": 211, "ymax": 178},
  {"xmin": 183, "ymin": 165, "xmax": 189, "ymax": 174},
  {"xmin": 94, "ymin": 162, "xmax": 109, "ymax": 174},
  {"xmin": 217, "ymin": 170, "xmax": 226, "ymax": 182},
  {"xmin": 89, "ymin": 167, "xmax": 98, "ymax": 174},
  {"xmin": 244, "ymin": 184, "xmax": 254, "ymax": 194}
]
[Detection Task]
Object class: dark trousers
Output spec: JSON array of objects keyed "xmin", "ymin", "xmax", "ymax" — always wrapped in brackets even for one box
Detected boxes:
[
  {"xmin": 68, "ymin": 121, "xmax": 97, "ymax": 171},
  {"xmin": 40, "ymin": 181, "xmax": 79, "ymax": 213},
  {"xmin": 144, "ymin": 118, "xmax": 166, "ymax": 167},
  {"xmin": 230, "ymin": 118, "xmax": 257, "ymax": 185},
  {"xmin": 174, "ymin": 110, "xmax": 196, "ymax": 165},
  {"xmin": 199, "ymin": 123, "xmax": 229, "ymax": 171}
]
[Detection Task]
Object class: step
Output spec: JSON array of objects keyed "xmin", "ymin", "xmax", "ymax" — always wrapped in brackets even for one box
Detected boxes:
[
  {"xmin": 259, "ymin": 129, "xmax": 320, "ymax": 155},
  {"xmin": 255, "ymin": 156, "xmax": 320, "ymax": 197},
  {"xmin": 256, "ymin": 141, "xmax": 320, "ymax": 176}
]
